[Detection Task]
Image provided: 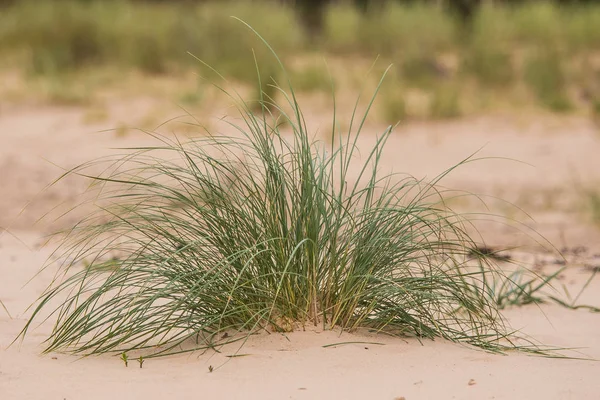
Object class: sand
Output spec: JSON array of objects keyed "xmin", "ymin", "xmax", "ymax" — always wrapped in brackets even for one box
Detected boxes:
[{"xmin": 1, "ymin": 103, "xmax": 600, "ymax": 399}]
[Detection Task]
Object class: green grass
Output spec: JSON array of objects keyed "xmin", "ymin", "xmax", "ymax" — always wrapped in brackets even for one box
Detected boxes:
[
  {"xmin": 0, "ymin": 299, "xmax": 10, "ymax": 318},
  {"xmin": 592, "ymin": 97, "xmax": 600, "ymax": 123},
  {"xmin": 464, "ymin": 6, "xmax": 515, "ymax": 86},
  {"xmin": 491, "ymin": 266, "xmax": 599, "ymax": 312},
  {"xmin": 42, "ymin": 77, "xmax": 92, "ymax": 106},
  {"xmin": 463, "ymin": 45, "xmax": 514, "ymax": 87},
  {"xmin": 471, "ymin": 2, "xmax": 600, "ymax": 53},
  {"xmin": 1, "ymin": 1, "xmax": 600, "ymax": 117},
  {"xmin": 324, "ymin": 3, "xmax": 456, "ymax": 57},
  {"xmin": 178, "ymin": 90, "xmax": 204, "ymax": 107},
  {"xmin": 510, "ymin": 2, "xmax": 600, "ymax": 53},
  {"xmin": 290, "ymin": 65, "xmax": 332, "ymax": 93},
  {"xmin": 430, "ymin": 84, "xmax": 461, "ymax": 119},
  {"xmin": 492, "ymin": 267, "xmax": 564, "ymax": 309},
  {"xmin": 586, "ymin": 190, "xmax": 600, "ymax": 226},
  {"xmin": 17, "ymin": 27, "xmax": 559, "ymax": 358},
  {"xmin": 524, "ymin": 48, "xmax": 573, "ymax": 112},
  {"xmin": 379, "ymin": 87, "xmax": 407, "ymax": 125},
  {"xmin": 0, "ymin": 0, "xmax": 301, "ymax": 82},
  {"xmin": 400, "ymin": 51, "xmax": 445, "ymax": 89}
]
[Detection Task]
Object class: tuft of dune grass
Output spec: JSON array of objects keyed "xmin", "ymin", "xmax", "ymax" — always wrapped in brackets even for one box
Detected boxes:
[{"xmin": 18, "ymin": 22, "xmax": 558, "ymax": 359}]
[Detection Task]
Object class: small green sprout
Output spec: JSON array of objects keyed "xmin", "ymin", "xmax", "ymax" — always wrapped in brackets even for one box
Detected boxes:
[
  {"xmin": 138, "ymin": 355, "xmax": 145, "ymax": 369},
  {"xmin": 120, "ymin": 352, "xmax": 128, "ymax": 367}
]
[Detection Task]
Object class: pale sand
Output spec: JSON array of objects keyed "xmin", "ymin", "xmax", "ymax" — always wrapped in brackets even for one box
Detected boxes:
[{"xmin": 1, "ymin": 104, "xmax": 600, "ymax": 399}]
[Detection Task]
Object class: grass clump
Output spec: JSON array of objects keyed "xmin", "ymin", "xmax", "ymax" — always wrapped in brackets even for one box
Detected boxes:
[
  {"xmin": 492, "ymin": 267, "xmax": 564, "ymax": 310},
  {"xmin": 20, "ymin": 27, "xmax": 551, "ymax": 358},
  {"xmin": 492, "ymin": 266, "xmax": 599, "ymax": 313}
]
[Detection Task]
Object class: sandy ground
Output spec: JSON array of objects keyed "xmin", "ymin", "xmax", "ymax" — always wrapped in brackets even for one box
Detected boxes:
[{"xmin": 2, "ymin": 102, "xmax": 600, "ymax": 399}]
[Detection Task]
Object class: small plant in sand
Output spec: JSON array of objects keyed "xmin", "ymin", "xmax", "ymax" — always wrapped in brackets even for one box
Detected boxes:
[
  {"xmin": 491, "ymin": 266, "xmax": 599, "ymax": 312},
  {"xmin": 19, "ymin": 22, "xmax": 554, "ymax": 358}
]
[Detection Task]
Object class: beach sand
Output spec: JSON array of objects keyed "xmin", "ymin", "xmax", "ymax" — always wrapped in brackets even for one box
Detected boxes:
[{"xmin": 1, "ymin": 104, "xmax": 600, "ymax": 399}]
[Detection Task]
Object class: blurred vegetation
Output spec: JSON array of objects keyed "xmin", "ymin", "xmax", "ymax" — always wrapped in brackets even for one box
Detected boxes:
[
  {"xmin": 524, "ymin": 48, "xmax": 573, "ymax": 112},
  {"xmin": 0, "ymin": 0, "xmax": 599, "ymax": 119}
]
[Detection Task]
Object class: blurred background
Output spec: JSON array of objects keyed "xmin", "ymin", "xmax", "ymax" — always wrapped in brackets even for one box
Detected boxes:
[
  {"xmin": 1, "ymin": 0, "xmax": 599, "ymax": 119},
  {"xmin": 1, "ymin": 0, "xmax": 600, "ymax": 250}
]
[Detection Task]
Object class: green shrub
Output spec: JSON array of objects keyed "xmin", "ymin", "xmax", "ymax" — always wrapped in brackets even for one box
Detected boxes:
[
  {"xmin": 1, "ymin": 1, "xmax": 107, "ymax": 74},
  {"xmin": 0, "ymin": 0, "xmax": 302, "ymax": 81},
  {"xmin": 181, "ymin": 2, "xmax": 302, "ymax": 83},
  {"xmin": 510, "ymin": 2, "xmax": 563, "ymax": 49},
  {"xmin": 593, "ymin": 97, "xmax": 600, "ymax": 121},
  {"xmin": 401, "ymin": 51, "xmax": 443, "ymax": 89},
  {"xmin": 290, "ymin": 65, "xmax": 332, "ymax": 93},
  {"xmin": 178, "ymin": 90, "xmax": 204, "ymax": 107},
  {"xmin": 524, "ymin": 49, "xmax": 573, "ymax": 112},
  {"xmin": 585, "ymin": 190, "xmax": 600, "ymax": 226},
  {"xmin": 323, "ymin": 4, "xmax": 361, "ymax": 54},
  {"xmin": 562, "ymin": 5, "xmax": 600, "ymax": 53},
  {"xmin": 42, "ymin": 77, "xmax": 91, "ymax": 105},
  {"xmin": 1, "ymin": 0, "xmax": 598, "ymax": 119},
  {"xmin": 379, "ymin": 87, "xmax": 407, "ymax": 124},
  {"xmin": 325, "ymin": 3, "xmax": 456, "ymax": 58},
  {"xmin": 463, "ymin": 46, "xmax": 514, "ymax": 86},
  {"xmin": 112, "ymin": 5, "xmax": 178, "ymax": 74},
  {"xmin": 430, "ymin": 84, "xmax": 461, "ymax": 119},
  {"xmin": 503, "ymin": 2, "xmax": 600, "ymax": 53},
  {"xmin": 465, "ymin": 7, "xmax": 515, "ymax": 87},
  {"xmin": 471, "ymin": 3, "xmax": 515, "ymax": 45},
  {"xmin": 18, "ymin": 32, "xmax": 550, "ymax": 358}
]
